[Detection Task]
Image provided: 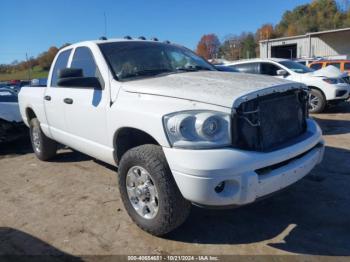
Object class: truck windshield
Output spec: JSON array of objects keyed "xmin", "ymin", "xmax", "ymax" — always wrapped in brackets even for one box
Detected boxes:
[
  {"xmin": 98, "ymin": 41, "xmax": 216, "ymax": 81},
  {"xmin": 279, "ymin": 60, "xmax": 314, "ymax": 74}
]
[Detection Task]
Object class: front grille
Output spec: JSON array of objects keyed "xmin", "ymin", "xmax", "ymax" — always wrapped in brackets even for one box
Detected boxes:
[{"xmin": 232, "ymin": 89, "xmax": 308, "ymax": 152}]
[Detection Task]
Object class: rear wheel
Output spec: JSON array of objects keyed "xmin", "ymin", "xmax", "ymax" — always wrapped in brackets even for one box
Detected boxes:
[
  {"xmin": 29, "ymin": 118, "xmax": 57, "ymax": 161},
  {"xmin": 309, "ymin": 89, "xmax": 326, "ymax": 113},
  {"xmin": 118, "ymin": 144, "xmax": 191, "ymax": 236}
]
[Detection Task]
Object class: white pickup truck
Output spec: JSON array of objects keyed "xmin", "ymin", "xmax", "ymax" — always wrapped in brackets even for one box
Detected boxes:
[{"xmin": 19, "ymin": 38, "xmax": 324, "ymax": 236}]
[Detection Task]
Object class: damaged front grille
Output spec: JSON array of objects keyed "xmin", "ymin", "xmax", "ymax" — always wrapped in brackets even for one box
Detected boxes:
[{"xmin": 232, "ymin": 89, "xmax": 308, "ymax": 152}]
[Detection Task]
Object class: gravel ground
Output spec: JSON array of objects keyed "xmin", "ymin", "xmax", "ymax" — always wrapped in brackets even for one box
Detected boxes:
[{"xmin": 0, "ymin": 103, "xmax": 349, "ymax": 258}]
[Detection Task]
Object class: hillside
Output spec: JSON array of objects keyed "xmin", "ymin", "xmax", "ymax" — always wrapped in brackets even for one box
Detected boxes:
[{"xmin": 0, "ymin": 66, "xmax": 49, "ymax": 81}]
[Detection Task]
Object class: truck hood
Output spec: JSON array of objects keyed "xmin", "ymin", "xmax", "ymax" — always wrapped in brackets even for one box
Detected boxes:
[
  {"xmin": 306, "ymin": 65, "xmax": 348, "ymax": 78},
  {"xmin": 122, "ymin": 71, "xmax": 303, "ymax": 108}
]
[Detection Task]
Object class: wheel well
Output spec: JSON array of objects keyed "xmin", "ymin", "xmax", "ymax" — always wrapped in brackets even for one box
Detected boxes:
[
  {"xmin": 308, "ymin": 86, "xmax": 326, "ymax": 99},
  {"xmin": 114, "ymin": 128, "xmax": 159, "ymax": 164},
  {"xmin": 26, "ymin": 108, "xmax": 36, "ymax": 121}
]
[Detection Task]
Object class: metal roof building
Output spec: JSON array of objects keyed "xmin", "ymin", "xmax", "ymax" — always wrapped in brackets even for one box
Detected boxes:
[{"xmin": 260, "ymin": 27, "xmax": 350, "ymax": 60}]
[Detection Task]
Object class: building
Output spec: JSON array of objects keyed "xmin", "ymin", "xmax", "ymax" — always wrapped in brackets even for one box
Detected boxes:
[{"xmin": 260, "ymin": 27, "xmax": 350, "ymax": 60}]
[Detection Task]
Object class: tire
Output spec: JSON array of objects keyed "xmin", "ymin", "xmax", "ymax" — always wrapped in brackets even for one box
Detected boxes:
[
  {"xmin": 118, "ymin": 144, "xmax": 191, "ymax": 236},
  {"xmin": 29, "ymin": 118, "xmax": 57, "ymax": 161},
  {"xmin": 309, "ymin": 89, "xmax": 326, "ymax": 113}
]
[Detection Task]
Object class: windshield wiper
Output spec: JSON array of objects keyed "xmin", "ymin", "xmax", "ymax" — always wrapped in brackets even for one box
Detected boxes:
[{"xmin": 119, "ymin": 68, "xmax": 172, "ymax": 79}]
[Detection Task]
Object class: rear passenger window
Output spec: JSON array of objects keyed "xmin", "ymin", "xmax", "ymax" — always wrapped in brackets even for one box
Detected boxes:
[
  {"xmin": 260, "ymin": 63, "xmax": 281, "ymax": 76},
  {"xmin": 327, "ymin": 63, "xmax": 341, "ymax": 69},
  {"xmin": 344, "ymin": 63, "xmax": 350, "ymax": 70},
  {"xmin": 230, "ymin": 63, "xmax": 259, "ymax": 74},
  {"xmin": 50, "ymin": 49, "xmax": 72, "ymax": 86},
  {"xmin": 310, "ymin": 63, "xmax": 322, "ymax": 70}
]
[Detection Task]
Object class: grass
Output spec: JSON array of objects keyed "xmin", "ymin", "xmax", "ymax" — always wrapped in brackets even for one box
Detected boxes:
[{"xmin": 0, "ymin": 66, "xmax": 49, "ymax": 81}]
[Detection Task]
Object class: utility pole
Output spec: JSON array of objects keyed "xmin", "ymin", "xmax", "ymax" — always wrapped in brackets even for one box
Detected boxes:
[{"xmin": 26, "ymin": 53, "xmax": 31, "ymax": 80}]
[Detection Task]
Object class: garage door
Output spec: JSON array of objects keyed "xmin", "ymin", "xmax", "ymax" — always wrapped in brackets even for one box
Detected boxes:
[{"xmin": 271, "ymin": 44, "xmax": 297, "ymax": 59}]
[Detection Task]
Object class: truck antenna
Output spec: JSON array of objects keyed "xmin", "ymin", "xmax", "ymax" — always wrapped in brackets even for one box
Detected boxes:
[{"xmin": 103, "ymin": 12, "xmax": 107, "ymax": 37}]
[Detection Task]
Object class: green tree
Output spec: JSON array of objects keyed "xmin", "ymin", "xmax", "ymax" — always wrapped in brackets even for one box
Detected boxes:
[{"xmin": 275, "ymin": 0, "xmax": 347, "ymax": 37}]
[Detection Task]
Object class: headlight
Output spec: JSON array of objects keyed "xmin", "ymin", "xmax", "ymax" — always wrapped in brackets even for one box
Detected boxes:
[
  {"xmin": 163, "ymin": 110, "xmax": 231, "ymax": 149},
  {"xmin": 322, "ymin": 78, "xmax": 338, "ymax": 84}
]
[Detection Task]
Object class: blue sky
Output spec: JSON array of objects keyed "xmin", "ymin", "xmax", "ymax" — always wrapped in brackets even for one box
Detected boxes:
[{"xmin": 0, "ymin": 0, "xmax": 310, "ymax": 64}]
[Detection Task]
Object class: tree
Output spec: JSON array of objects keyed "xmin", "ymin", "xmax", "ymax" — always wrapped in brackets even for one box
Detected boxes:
[
  {"xmin": 219, "ymin": 35, "xmax": 241, "ymax": 60},
  {"xmin": 275, "ymin": 0, "xmax": 347, "ymax": 37},
  {"xmin": 196, "ymin": 34, "xmax": 220, "ymax": 59},
  {"xmin": 219, "ymin": 33, "xmax": 257, "ymax": 60},
  {"xmin": 287, "ymin": 24, "xmax": 298, "ymax": 36},
  {"xmin": 37, "ymin": 46, "xmax": 59, "ymax": 70},
  {"xmin": 240, "ymin": 33, "xmax": 257, "ymax": 59},
  {"xmin": 256, "ymin": 24, "xmax": 275, "ymax": 40}
]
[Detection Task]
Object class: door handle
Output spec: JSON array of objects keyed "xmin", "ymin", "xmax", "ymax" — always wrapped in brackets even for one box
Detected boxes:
[
  {"xmin": 63, "ymin": 98, "xmax": 73, "ymax": 104},
  {"xmin": 44, "ymin": 95, "xmax": 51, "ymax": 101}
]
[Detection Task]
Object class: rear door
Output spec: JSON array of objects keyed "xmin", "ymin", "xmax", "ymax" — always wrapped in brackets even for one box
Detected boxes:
[
  {"xmin": 62, "ymin": 46, "xmax": 110, "ymax": 156},
  {"xmin": 44, "ymin": 49, "xmax": 72, "ymax": 142}
]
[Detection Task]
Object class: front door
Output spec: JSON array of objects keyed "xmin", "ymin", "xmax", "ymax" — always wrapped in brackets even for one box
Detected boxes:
[{"xmin": 62, "ymin": 47, "xmax": 110, "ymax": 159}]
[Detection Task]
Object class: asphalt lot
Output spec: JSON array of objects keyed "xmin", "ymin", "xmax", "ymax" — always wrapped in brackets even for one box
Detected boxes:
[{"xmin": 0, "ymin": 103, "xmax": 349, "ymax": 257}]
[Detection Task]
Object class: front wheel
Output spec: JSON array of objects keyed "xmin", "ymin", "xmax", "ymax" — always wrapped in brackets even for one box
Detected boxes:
[
  {"xmin": 29, "ymin": 118, "xmax": 57, "ymax": 161},
  {"xmin": 118, "ymin": 144, "xmax": 191, "ymax": 236},
  {"xmin": 309, "ymin": 89, "xmax": 326, "ymax": 113}
]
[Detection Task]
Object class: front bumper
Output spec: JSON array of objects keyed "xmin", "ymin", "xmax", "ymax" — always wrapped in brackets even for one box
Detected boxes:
[
  {"xmin": 163, "ymin": 119, "xmax": 324, "ymax": 207},
  {"xmin": 327, "ymin": 83, "xmax": 350, "ymax": 101}
]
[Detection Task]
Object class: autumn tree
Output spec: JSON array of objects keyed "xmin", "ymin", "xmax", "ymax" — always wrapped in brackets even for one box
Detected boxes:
[
  {"xmin": 256, "ymin": 24, "xmax": 275, "ymax": 40},
  {"xmin": 37, "ymin": 46, "xmax": 59, "ymax": 70},
  {"xmin": 196, "ymin": 34, "xmax": 220, "ymax": 59},
  {"xmin": 275, "ymin": 0, "xmax": 347, "ymax": 37}
]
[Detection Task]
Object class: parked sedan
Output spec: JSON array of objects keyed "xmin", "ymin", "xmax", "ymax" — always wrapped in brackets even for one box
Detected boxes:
[{"xmin": 227, "ymin": 58, "xmax": 350, "ymax": 113}]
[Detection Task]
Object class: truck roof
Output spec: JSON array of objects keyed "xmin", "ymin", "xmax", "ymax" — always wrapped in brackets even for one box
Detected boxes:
[{"xmin": 60, "ymin": 38, "xmax": 176, "ymax": 52}]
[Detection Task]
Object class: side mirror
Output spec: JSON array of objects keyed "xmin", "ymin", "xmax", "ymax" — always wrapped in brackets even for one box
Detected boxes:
[
  {"xmin": 57, "ymin": 68, "xmax": 102, "ymax": 89},
  {"xmin": 277, "ymin": 69, "xmax": 288, "ymax": 76}
]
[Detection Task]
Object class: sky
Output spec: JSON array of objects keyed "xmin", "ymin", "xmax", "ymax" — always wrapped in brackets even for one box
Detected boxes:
[{"xmin": 0, "ymin": 0, "xmax": 310, "ymax": 64}]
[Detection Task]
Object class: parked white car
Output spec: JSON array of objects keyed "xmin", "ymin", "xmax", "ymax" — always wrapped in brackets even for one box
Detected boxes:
[
  {"xmin": 0, "ymin": 88, "xmax": 25, "ymax": 142},
  {"xmin": 19, "ymin": 39, "xmax": 324, "ymax": 235},
  {"xmin": 227, "ymin": 58, "xmax": 350, "ymax": 113}
]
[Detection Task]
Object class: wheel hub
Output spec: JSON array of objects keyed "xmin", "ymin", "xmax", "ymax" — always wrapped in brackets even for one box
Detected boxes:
[
  {"xmin": 126, "ymin": 166, "xmax": 159, "ymax": 219},
  {"xmin": 32, "ymin": 127, "xmax": 41, "ymax": 153},
  {"xmin": 309, "ymin": 94, "xmax": 319, "ymax": 110}
]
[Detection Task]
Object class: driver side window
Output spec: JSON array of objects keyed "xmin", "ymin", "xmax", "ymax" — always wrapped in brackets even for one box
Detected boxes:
[
  {"xmin": 71, "ymin": 47, "xmax": 98, "ymax": 77},
  {"xmin": 260, "ymin": 62, "xmax": 282, "ymax": 76},
  {"xmin": 70, "ymin": 47, "xmax": 104, "ymax": 88}
]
